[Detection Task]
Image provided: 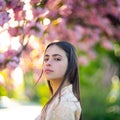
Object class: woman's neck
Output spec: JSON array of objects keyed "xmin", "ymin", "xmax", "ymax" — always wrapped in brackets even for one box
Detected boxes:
[{"xmin": 50, "ymin": 79, "xmax": 70, "ymax": 95}]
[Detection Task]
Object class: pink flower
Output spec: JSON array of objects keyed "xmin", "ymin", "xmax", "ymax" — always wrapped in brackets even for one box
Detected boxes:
[
  {"xmin": 0, "ymin": 0, "xmax": 6, "ymax": 11},
  {"xmin": 25, "ymin": 22, "xmax": 44, "ymax": 37},
  {"xmin": 59, "ymin": 5, "xmax": 72, "ymax": 17},
  {"xmin": 67, "ymin": 29, "xmax": 78, "ymax": 44},
  {"xmin": 67, "ymin": 26, "xmax": 83, "ymax": 43},
  {"xmin": 74, "ymin": 26, "xmax": 84, "ymax": 40},
  {"xmin": 46, "ymin": 0, "xmax": 61, "ymax": 10},
  {"xmin": 8, "ymin": 26, "xmax": 23, "ymax": 37},
  {"xmin": 78, "ymin": 56, "xmax": 89, "ymax": 66},
  {"xmin": 0, "ymin": 50, "xmax": 20, "ymax": 70},
  {"xmin": 78, "ymin": 42, "xmax": 89, "ymax": 52},
  {"xmin": 0, "ymin": 11, "xmax": 10, "ymax": 26},
  {"xmin": 88, "ymin": 50, "xmax": 97, "ymax": 59},
  {"xmin": 6, "ymin": 0, "xmax": 18, "ymax": 9},
  {"xmin": 6, "ymin": 56, "xmax": 20, "ymax": 70},
  {"xmin": 30, "ymin": 0, "xmax": 40, "ymax": 5},
  {"xmin": 114, "ymin": 29, "xmax": 120, "ymax": 39},
  {"xmin": 0, "ymin": 52, "xmax": 5, "ymax": 70},
  {"xmin": 87, "ymin": 0, "xmax": 98, "ymax": 5},
  {"xmin": 14, "ymin": 10, "xmax": 26, "ymax": 21},
  {"xmin": 13, "ymin": 2, "xmax": 25, "ymax": 21},
  {"xmin": 4, "ymin": 50, "xmax": 17, "ymax": 60},
  {"xmin": 32, "ymin": 7, "xmax": 49, "ymax": 18},
  {"xmin": 0, "ymin": 52, "xmax": 5, "ymax": 63},
  {"xmin": 101, "ymin": 39, "xmax": 113, "ymax": 50}
]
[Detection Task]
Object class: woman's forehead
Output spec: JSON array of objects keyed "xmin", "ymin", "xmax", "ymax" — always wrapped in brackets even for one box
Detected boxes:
[{"xmin": 45, "ymin": 45, "xmax": 66, "ymax": 56}]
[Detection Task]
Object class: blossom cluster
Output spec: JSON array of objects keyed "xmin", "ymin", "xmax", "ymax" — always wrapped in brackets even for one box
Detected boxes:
[
  {"xmin": 0, "ymin": 50, "xmax": 20, "ymax": 71},
  {"xmin": 0, "ymin": 0, "xmax": 24, "ymax": 26},
  {"xmin": 0, "ymin": 0, "xmax": 119, "ymax": 95},
  {"xmin": 0, "ymin": 0, "xmax": 119, "ymax": 71}
]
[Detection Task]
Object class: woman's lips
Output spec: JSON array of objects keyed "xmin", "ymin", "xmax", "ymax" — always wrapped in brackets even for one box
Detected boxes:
[{"xmin": 45, "ymin": 69, "xmax": 53, "ymax": 74}]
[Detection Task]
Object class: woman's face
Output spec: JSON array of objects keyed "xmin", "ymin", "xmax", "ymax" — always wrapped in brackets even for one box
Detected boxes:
[{"xmin": 43, "ymin": 45, "xmax": 68, "ymax": 81}]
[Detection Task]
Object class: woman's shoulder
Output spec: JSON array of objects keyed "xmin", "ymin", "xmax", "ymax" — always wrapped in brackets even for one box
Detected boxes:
[
  {"xmin": 60, "ymin": 85, "xmax": 78, "ymax": 102},
  {"xmin": 60, "ymin": 97, "xmax": 81, "ymax": 111},
  {"xmin": 58, "ymin": 85, "xmax": 81, "ymax": 110},
  {"xmin": 50, "ymin": 98, "xmax": 81, "ymax": 120},
  {"xmin": 50, "ymin": 94, "xmax": 81, "ymax": 120}
]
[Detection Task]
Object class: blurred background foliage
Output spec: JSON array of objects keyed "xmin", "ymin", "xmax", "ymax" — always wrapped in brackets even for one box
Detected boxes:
[{"xmin": 80, "ymin": 43, "xmax": 120, "ymax": 120}]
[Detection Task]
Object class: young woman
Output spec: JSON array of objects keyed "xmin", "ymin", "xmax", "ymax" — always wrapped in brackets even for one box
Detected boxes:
[{"xmin": 36, "ymin": 41, "xmax": 82, "ymax": 120}]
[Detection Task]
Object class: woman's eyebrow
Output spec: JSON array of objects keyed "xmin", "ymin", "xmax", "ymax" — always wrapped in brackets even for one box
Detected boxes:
[
  {"xmin": 44, "ymin": 54, "xmax": 62, "ymax": 57},
  {"xmin": 44, "ymin": 54, "xmax": 49, "ymax": 57},
  {"xmin": 52, "ymin": 54, "xmax": 62, "ymax": 57}
]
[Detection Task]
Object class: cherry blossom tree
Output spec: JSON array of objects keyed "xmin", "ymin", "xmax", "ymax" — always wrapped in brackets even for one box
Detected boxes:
[
  {"xmin": 1, "ymin": 2, "xmax": 120, "ymax": 118},
  {"xmin": 0, "ymin": 0, "xmax": 120, "ymax": 84},
  {"xmin": 0, "ymin": 1, "xmax": 120, "ymax": 110}
]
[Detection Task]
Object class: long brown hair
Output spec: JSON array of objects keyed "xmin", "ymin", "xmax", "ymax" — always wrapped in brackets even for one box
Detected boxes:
[{"xmin": 41, "ymin": 41, "xmax": 81, "ymax": 120}]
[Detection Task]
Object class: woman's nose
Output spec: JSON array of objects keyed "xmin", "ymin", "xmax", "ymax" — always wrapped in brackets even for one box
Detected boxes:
[{"xmin": 46, "ymin": 59, "xmax": 52, "ymax": 66}]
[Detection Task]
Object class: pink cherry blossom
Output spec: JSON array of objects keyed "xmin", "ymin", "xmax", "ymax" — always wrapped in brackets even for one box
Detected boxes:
[
  {"xmin": 78, "ymin": 56, "xmax": 89, "ymax": 66},
  {"xmin": 62, "ymin": 0, "xmax": 74, "ymax": 5},
  {"xmin": 13, "ymin": 2, "xmax": 25, "ymax": 21},
  {"xmin": 74, "ymin": 26, "xmax": 84, "ymax": 40},
  {"xmin": 87, "ymin": 0, "xmax": 98, "ymax": 5},
  {"xmin": 52, "ymin": 18, "xmax": 68, "ymax": 39},
  {"xmin": 59, "ymin": 5, "xmax": 72, "ymax": 17},
  {"xmin": 114, "ymin": 29, "xmax": 120, "ymax": 39},
  {"xmin": 88, "ymin": 50, "xmax": 97, "ymax": 59},
  {"xmin": 25, "ymin": 22, "xmax": 44, "ymax": 37},
  {"xmin": 46, "ymin": 0, "xmax": 61, "ymax": 10},
  {"xmin": 67, "ymin": 29, "xmax": 79, "ymax": 44},
  {"xmin": 0, "ymin": 0, "xmax": 6, "ymax": 11},
  {"xmin": 6, "ymin": 56, "xmax": 20, "ymax": 70},
  {"xmin": 8, "ymin": 26, "xmax": 23, "ymax": 37},
  {"xmin": 4, "ymin": 50, "xmax": 17, "ymax": 60},
  {"xmin": 44, "ymin": 30, "xmax": 58, "ymax": 42},
  {"xmin": 68, "ymin": 26, "xmax": 83, "ymax": 44},
  {"xmin": 32, "ymin": 7, "xmax": 49, "ymax": 18},
  {"xmin": 0, "ymin": 0, "xmax": 119, "ymax": 72},
  {"xmin": 0, "ymin": 11, "xmax": 10, "ymax": 26},
  {"xmin": 14, "ymin": 10, "xmax": 26, "ymax": 21},
  {"xmin": 6, "ymin": 0, "xmax": 18, "ymax": 9},
  {"xmin": 101, "ymin": 39, "xmax": 113, "ymax": 50},
  {"xmin": 30, "ymin": 0, "xmax": 40, "ymax": 5},
  {"xmin": 0, "ymin": 52, "xmax": 5, "ymax": 63},
  {"xmin": 0, "ymin": 50, "xmax": 19, "ymax": 71}
]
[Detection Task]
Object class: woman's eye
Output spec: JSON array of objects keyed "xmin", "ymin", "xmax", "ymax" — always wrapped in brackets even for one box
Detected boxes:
[
  {"xmin": 54, "ymin": 58, "xmax": 61, "ymax": 61},
  {"xmin": 44, "ymin": 58, "xmax": 48, "ymax": 62}
]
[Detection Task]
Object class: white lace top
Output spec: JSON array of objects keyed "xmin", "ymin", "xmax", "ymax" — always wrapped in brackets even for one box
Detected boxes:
[{"xmin": 35, "ymin": 84, "xmax": 82, "ymax": 120}]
